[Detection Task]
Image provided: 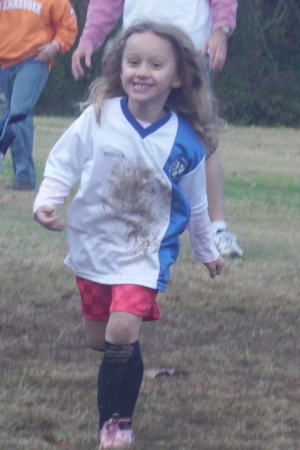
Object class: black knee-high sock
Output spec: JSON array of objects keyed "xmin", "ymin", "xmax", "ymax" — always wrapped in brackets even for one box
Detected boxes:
[{"xmin": 97, "ymin": 341, "xmax": 144, "ymax": 429}]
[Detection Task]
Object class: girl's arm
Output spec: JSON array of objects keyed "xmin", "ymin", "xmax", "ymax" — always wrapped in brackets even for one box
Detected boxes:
[
  {"xmin": 33, "ymin": 109, "xmax": 92, "ymax": 231},
  {"xmin": 33, "ymin": 177, "xmax": 70, "ymax": 231},
  {"xmin": 188, "ymin": 210, "xmax": 225, "ymax": 278},
  {"xmin": 178, "ymin": 145, "xmax": 224, "ymax": 277},
  {"xmin": 188, "ymin": 209, "xmax": 219, "ymax": 263}
]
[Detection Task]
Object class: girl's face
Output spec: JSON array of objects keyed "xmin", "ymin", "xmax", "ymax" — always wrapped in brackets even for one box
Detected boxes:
[{"xmin": 121, "ymin": 31, "xmax": 181, "ymax": 122}]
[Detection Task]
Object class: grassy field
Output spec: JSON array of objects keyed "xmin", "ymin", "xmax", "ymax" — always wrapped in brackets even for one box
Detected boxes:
[{"xmin": 0, "ymin": 119, "xmax": 300, "ymax": 450}]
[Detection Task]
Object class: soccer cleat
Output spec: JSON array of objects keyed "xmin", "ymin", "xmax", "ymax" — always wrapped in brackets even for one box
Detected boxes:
[
  {"xmin": 213, "ymin": 230, "xmax": 243, "ymax": 258},
  {"xmin": 99, "ymin": 414, "xmax": 133, "ymax": 450}
]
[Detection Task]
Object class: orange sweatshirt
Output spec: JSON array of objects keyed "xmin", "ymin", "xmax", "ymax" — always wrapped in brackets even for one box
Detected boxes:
[{"xmin": 0, "ymin": 0, "xmax": 78, "ymax": 68}]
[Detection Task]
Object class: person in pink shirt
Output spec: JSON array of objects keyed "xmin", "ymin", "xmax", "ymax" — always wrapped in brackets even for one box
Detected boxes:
[{"xmin": 71, "ymin": 0, "xmax": 243, "ymax": 259}]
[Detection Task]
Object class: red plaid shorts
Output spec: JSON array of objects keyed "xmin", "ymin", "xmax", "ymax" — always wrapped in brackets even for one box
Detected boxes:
[{"xmin": 76, "ymin": 276, "xmax": 161, "ymax": 322}]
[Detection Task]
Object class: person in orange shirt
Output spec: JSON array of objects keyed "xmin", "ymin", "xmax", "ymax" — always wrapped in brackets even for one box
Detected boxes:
[{"xmin": 0, "ymin": 0, "xmax": 77, "ymax": 190}]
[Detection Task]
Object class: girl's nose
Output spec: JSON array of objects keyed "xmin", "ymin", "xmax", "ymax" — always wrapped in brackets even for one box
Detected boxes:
[{"xmin": 136, "ymin": 63, "xmax": 149, "ymax": 77}]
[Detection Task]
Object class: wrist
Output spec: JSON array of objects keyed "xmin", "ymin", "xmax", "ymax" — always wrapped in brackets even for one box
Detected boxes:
[
  {"xmin": 221, "ymin": 25, "xmax": 230, "ymax": 35},
  {"xmin": 213, "ymin": 26, "xmax": 230, "ymax": 37}
]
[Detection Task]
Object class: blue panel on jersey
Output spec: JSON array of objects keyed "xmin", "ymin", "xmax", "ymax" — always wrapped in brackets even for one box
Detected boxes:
[{"xmin": 156, "ymin": 115, "xmax": 207, "ymax": 290}]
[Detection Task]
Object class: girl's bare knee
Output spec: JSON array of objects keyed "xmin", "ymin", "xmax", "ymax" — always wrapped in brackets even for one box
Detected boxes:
[{"xmin": 105, "ymin": 312, "xmax": 142, "ymax": 345}]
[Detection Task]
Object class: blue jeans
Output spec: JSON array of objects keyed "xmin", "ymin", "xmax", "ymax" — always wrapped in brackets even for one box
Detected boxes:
[{"xmin": 0, "ymin": 59, "xmax": 49, "ymax": 188}]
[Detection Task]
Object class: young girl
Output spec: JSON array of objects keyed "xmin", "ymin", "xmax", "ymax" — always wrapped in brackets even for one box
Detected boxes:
[{"xmin": 34, "ymin": 21, "xmax": 225, "ymax": 450}]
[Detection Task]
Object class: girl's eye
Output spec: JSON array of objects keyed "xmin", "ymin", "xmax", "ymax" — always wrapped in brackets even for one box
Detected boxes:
[
  {"xmin": 128, "ymin": 60, "xmax": 138, "ymax": 66},
  {"xmin": 152, "ymin": 63, "xmax": 162, "ymax": 68}
]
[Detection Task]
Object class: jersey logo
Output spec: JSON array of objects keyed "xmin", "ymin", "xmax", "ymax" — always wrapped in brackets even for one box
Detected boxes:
[
  {"xmin": 169, "ymin": 157, "xmax": 188, "ymax": 181},
  {"xmin": 104, "ymin": 146, "xmax": 125, "ymax": 159}
]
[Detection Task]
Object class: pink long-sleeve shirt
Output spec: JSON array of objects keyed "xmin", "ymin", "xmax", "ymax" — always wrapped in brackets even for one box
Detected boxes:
[{"xmin": 79, "ymin": 0, "xmax": 237, "ymax": 53}]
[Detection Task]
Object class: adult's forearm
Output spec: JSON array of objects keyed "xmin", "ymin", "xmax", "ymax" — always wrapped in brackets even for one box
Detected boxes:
[
  {"xmin": 210, "ymin": 0, "xmax": 238, "ymax": 34},
  {"xmin": 51, "ymin": 0, "xmax": 78, "ymax": 52},
  {"xmin": 79, "ymin": 0, "xmax": 124, "ymax": 52}
]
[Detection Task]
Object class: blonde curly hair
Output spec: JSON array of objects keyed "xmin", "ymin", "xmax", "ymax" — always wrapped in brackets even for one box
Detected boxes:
[{"xmin": 82, "ymin": 20, "xmax": 221, "ymax": 157}]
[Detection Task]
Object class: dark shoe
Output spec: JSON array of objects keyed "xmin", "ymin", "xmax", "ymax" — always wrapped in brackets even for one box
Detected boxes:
[{"xmin": 6, "ymin": 180, "xmax": 34, "ymax": 190}]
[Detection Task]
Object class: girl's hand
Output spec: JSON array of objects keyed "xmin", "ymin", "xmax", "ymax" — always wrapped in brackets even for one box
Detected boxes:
[
  {"xmin": 34, "ymin": 205, "xmax": 66, "ymax": 231},
  {"xmin": 203, "ymin": 255, "xmax": 225, "ymax": 278}
]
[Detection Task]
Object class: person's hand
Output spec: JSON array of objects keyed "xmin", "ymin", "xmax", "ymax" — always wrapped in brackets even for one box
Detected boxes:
[
  {"xmin": 203, "ymin": 255, "xmax": 225, "ymax": 278},
  {"xmin": 36, "ymin": 43, "xmax": 59, "ymax": 62},
  {"xmin": 71, "ymin": 45, "xmax": 93, "ymax": 80},
  {"xmin": 201, "ymin": 28, "xmax": 228, "ymax": 72},
  {"xmin": 34, "ymin": 205, "xmax": 66, "ymax": 231}
]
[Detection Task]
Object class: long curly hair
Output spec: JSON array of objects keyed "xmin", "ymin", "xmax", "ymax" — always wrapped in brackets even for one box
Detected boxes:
[{"xmin": 82, "ymin": 20, "xmax": 221, "ymax": 157}]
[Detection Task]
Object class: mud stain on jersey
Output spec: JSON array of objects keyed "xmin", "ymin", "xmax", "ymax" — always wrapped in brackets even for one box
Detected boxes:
[{"xmin": 99, "ymin": 158, "xmax": 171, "ymax": 254}]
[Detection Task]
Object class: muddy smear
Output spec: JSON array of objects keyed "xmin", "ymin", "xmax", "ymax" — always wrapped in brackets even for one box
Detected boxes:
[{"xmin": 99, "ymin": 158, "xmax": 171, "ymax": 254}]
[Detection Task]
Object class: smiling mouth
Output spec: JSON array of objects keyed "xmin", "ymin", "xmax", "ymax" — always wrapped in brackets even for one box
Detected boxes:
[{"xmin": 133, "ymin": 82, "xmax": 152, "ymax": 89}]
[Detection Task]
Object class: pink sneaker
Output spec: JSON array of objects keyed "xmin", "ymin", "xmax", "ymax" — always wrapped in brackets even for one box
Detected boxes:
[{"xmin": 99, "ymin": 414, "xmax": 134, "ymax": 450}]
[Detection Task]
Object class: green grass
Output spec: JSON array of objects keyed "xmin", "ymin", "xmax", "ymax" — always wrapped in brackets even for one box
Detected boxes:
[
  {"xmin": 1, "ymin": 121, "xmax": 300, "ymax": 449},
  {"xmin": 225, "ymin": 174, "xmax": 300, "ymax": 210}
]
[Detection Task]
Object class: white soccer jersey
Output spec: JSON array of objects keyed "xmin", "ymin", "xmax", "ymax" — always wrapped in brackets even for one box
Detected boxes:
[
  {"xmin": 123, "ymin": 0, "xmax": 211, "ymax": 51},
  {"xmin": 43, "ymin": 97, "xmax": 208, "ymax": 292}
]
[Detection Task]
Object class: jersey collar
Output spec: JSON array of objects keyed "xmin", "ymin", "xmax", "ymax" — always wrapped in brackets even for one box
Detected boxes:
[{"xmin": 120, "ymin": 96, "xmax": 172, "ymax": 138}]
